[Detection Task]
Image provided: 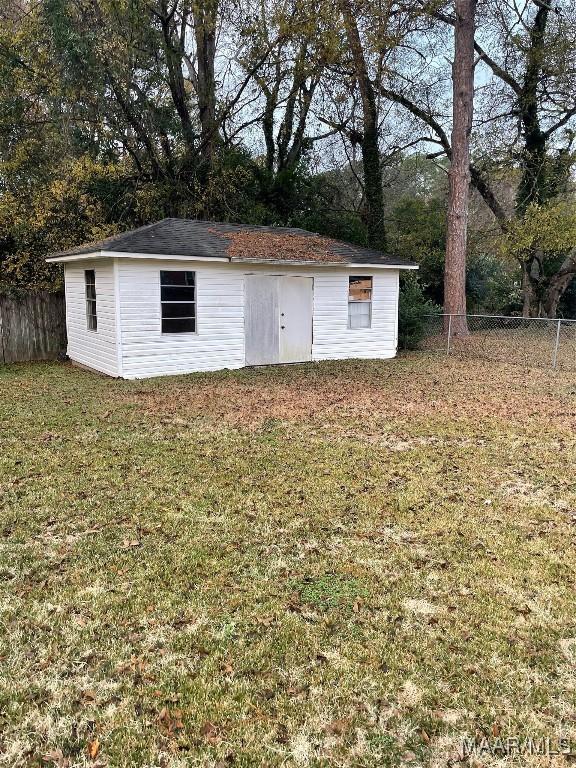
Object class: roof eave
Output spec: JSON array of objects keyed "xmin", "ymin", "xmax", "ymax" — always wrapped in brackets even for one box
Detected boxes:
[
  {"xmin": 46, "ymin": 250, "xmax": 104, "ymax": 263},
  {"xmin": 46, "ymin": 249, "xmax": 418, "ymax": 270},
  {"xmin": 46, "ymin": 250, "xmax": 231, "ymax": 263},
  {"xmin": 230, "ymin": 257, "xmax": 418, "ymax": 269}
]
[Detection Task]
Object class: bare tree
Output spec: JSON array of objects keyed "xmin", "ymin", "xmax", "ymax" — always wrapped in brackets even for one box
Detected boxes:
[
  {"xmin": 243, "ymin": 3, "xmax": 327, "ymax": 177},
  {"xmin": 192, "ymin": 0, "xmax": 219, "ymax": 172}
]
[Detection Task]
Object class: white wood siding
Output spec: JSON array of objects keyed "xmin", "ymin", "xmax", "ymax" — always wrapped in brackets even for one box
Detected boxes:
[
  {"xmin": 117, "ymin": 260, "xmax": 245, "ymax": 379},
  {"xmin": 241, "ymin": 267, "xmax": 398, "ymax": 364},
  {"xmin": 64, "ymin": 260, "xmax": 118, "ymax": 376},
  {"xmin": 65, "ymin": 258, "xmax": 399, "ymax": 379},
  {"xmin": 312, "ymin": 270, "xmax": 398, "ymax": 361}
]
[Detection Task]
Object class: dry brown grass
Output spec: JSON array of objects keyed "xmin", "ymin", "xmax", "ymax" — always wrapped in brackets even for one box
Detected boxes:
[
  {"xmin": 420, "ymin": 323, "xmax": 576, "ymax": 374},
  {"xmin": 127, "ymin": 353, "xmax": 576, "ymax": 432},
  {"xmin": 1, "ymin": 353, "xmax": 575, "ymax": 767}
]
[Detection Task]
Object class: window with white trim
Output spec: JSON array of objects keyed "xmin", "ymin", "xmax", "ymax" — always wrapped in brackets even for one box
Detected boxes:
[
  {"xmin": 160, "ymin": 270, "xmax": 196, "ymax": 333},
  {"xmin": 348, "ymin": 276, "xmax": 372, "ymax": 329},
  {"xmin": 85, "ymin": 269, "xmax": 97, "ymax": 331}
]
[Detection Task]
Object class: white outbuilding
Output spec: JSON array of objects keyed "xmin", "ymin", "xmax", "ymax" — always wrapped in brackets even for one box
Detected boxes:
[{"xmin": 46, "ymin": 218, "xmax": 417, "ymax": 379}]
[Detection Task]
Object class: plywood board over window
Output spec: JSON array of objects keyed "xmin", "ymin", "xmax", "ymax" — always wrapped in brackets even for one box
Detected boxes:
[{"xmin": 348, "ymin": 276, "xmax": 372, "ymax": 329}]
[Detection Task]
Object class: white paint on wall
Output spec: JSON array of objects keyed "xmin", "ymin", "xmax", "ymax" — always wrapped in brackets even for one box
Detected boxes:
[
  {"xmin": 117, "ymin": 259, "xmax": 245, "ymax": 379},
  {"xmin": 62, "ymin": 257, "xmax": 400, "ymax": 379},
  {"xmin": 64, "ymin": 259, "xmax": 118, "ymax": 376},
  {"xmin": 312, "ymin": 269, "xmax": 399, "ymax": 361}
]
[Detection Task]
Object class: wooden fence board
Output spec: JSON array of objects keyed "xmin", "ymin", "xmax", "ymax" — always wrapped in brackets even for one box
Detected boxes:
[{"xmin": 0, "ymin": 292, "xmax": 66, "ymax": 363}]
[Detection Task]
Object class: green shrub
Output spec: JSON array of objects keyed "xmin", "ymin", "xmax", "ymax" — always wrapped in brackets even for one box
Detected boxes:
[{"xmin": 398, "ymin": 275, "xmax": 439, "ymax": 350}]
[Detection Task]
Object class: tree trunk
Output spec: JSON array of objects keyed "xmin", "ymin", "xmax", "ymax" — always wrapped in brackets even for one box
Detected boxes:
[
  {"xmin": 515, "ymin": 2, "xmax": 549, "ymax": 214},
  {"xmin": 521, "ymin": 259, "xmax": 539, "ymax": 317},
  {"xmin": 542, "ymin": 250, "xmax": 576, "ymax": 318},
  {"xmin": 158, "ymin": 3, "xmax": 197, "ymax": 163},
  {"xmin": 193, "ymin": 0, "xmax": 218, "ymax": 180},
  {"xmin": 543, "ymin": 281, "xmax": 567, "ymax": 318},
  {"xmin": 444, "ymin": 0, "xmax": 476, "ymax": 336},
  {"xmin": 514, "ymin": 3, "xmax": 550, "ymax": 314},
  {"xmin": 262, "ymin": 92, "xmax": 276, "ymax": 172},
  {"xmin": 339, "ymin": 0, "xmax": 387, "ymax": 251}
]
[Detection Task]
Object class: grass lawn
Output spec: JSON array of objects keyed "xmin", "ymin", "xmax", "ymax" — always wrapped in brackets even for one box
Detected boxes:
[{"xmin": 1, "ymin": 354, "xmax": 576, "ymax": 767}]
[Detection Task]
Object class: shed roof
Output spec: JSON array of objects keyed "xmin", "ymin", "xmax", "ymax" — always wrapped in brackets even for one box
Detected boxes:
[{"xmin": 46, "ymin": 218, "xmax": 418, "ymax": 269}]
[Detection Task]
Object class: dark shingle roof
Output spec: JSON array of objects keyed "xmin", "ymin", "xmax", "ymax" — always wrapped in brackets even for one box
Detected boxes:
[{"xmin": 48, "ymin": 218, "xmax": 417, "ymax": 268}]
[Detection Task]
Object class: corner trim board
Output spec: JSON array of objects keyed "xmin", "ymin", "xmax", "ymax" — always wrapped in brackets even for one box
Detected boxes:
[{"xmin": 113, "ymin": 258, "xmax": 124, "ymax": 378}]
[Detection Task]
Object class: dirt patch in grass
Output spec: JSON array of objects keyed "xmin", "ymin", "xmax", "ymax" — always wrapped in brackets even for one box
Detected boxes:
[{"xmin": 1, "ymin": 354, "xmax": 576, "ymax": 767}]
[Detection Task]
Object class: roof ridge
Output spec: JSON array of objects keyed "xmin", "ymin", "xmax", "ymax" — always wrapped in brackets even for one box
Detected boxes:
[{"xmin": 169, "ymin": 217, "xmax": 320, "ymax": 235}]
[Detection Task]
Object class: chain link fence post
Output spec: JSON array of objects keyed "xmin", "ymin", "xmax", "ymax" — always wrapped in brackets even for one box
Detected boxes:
[
  {"xmin": 552, "ymin": 319, "xmax": 561, "ymax": 369},
  {"xmin": 418, "ymin": 313, "xmax": 576, "ymax": 370}
]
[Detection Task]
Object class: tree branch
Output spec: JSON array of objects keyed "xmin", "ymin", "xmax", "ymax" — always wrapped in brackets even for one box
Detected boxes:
[
  {"xmin": 429, "ymin": 7, "xmax": 522, "ymax": 95},
  {"xmin": 542, "ymin": 105, "xmax": 576, "ymax": 139},
  {"xmin": 380, "ymin": 85, "xmax": 509, "ymax": 226}
]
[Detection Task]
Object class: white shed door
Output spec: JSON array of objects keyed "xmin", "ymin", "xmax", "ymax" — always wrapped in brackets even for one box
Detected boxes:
[
  {"xmin": 244, "ymin": 274, "xmax": 313, "ymax": 366},
  {"xmin": 244, "ymin": 275, "xmax": 280, "ymax": 365},
  {"xmin": 279, "ymin": 276, "xmax": 313, "ymax": 363}
]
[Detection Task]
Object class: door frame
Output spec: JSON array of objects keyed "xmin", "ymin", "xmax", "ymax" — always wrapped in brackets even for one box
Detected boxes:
[
  {"xmin": 243, "ymin": 271, "xmax": 314, "ymax": 366},
  {"xmin": 278, "ymin": 275, "xmax": 313, "ymax": 364}
]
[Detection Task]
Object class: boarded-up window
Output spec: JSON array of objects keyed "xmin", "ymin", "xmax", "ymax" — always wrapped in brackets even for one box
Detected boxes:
[
  {"xmin": 160, "ymin": 271, "xmax": 196, "ymax": 333},
  {"xmin": 85, "ymin": 269, "xmax": 97, "ymax": 331},
  {"xmin": 348, "ymin": 276, "xmax": 372, "ymax": 329}
]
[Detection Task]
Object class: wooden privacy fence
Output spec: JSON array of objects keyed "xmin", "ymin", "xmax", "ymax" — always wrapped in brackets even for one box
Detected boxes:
[{"xmin": 0, "ymin": 291, "xmax": 66, "ymax": 363}]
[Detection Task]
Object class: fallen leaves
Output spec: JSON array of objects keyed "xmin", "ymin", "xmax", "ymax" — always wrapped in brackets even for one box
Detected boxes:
[
  {"xmin": 120, "ymin": 538, "xmax": 141, "ymax": 549},
  {"xmin": 81, "ymin": 690, "xmax": 97, "ymax": 703},
  {"xmin": 222, "ymin": 230, "xmax": 343, "ymax": 264},
  {"xmin": 42, "ymin": 750, "xmax": 69, "ymax": 768},
  {"xmin": 87, "ymin": 738, "xmax": 100, "ymax": 759},
  {"xmin": 125, "ymin": 354, "xmax": 576, "ymax": 432},
  {"xmin": 352, "ymin": 596, "xmax": 364, "ymax": 613},
  {"xmin": 117, "ymin": 656, "xmax": 148, "ymax": 674},
  {"xmin": 324, "ymin": 718, "xmax": 349, "ymax": 736},
  {"xmin": 275, "ymin": 723, "xmax": 290, "ymax": 744},
  {"xmin": 158, "ymin": 707, "xmax": 185, "ymax": 735},
  {"xmin": 3, "ymin": 356, "xmax": 576, "ymax": 768},
  {"xmin": 199, "ymin": 721, "xmax": 219, "ymax": 744},
  {"xmin": 221, "ymin": 659, "xmax": 234, "ymax": 675}
]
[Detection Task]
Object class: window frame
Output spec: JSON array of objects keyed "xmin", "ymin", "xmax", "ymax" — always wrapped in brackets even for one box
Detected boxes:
[
  {"xmin": 347, "ymin": 275, "xmax": 373, "ymax": 330},
  {"xmin": 85, "ymin": 269, "xmax": 97, "ymax": 332},
  {"xmin": 159, "ymin": 269, "xmax": 197, "ymax": 335}
]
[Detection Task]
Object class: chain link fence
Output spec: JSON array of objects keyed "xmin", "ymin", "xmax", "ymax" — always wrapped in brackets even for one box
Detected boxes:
[{"xmin": 419, "ymin": 314, "xmax": 576, "ymax": 371}]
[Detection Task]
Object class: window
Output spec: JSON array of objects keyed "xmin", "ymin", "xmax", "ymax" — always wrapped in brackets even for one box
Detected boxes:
[
  {"xmin": 348, "ymin": 276, "xmax": 372, "ymax": 329},
  {"xmin": 85, "ymin": 269, "xmax": 97, "ymax": 331},
  {"xmin": 160, "ymin": 270, "xmax": 196, "ymax": 333}
]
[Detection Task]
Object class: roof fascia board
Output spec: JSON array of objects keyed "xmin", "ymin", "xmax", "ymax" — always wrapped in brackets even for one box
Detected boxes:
[
  {"xmin": 46, "ymin": 251, "xmax": 102, "ymax": 263},
  {"xmin": 47, "ymin": 251, "xmax": 418, "ymax": 270},
  {"xmin": 230, "ymin": 257, "xmax": 418, "ymax": 269},
  {"xmin": 47, "ymin": 250, "xmax": 230, "ymax": 263}
]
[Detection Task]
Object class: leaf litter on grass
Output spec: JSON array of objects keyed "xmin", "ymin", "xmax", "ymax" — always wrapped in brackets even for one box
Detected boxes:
[{"xmin": 1, "ymin": 354, "xmax": 576, "ymax": 766}]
